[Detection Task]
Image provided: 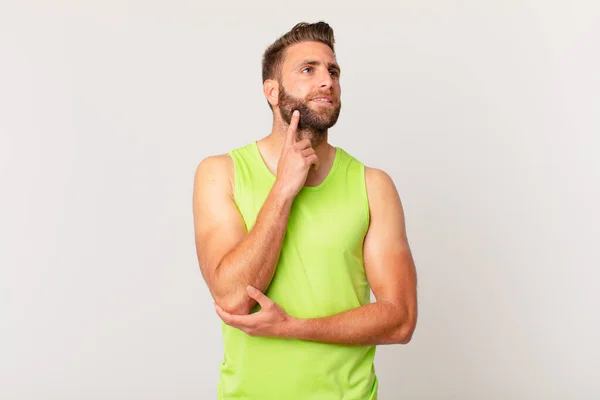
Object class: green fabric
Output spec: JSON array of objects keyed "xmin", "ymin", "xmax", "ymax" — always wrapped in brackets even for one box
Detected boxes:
[{"xmin": 218, "ymin": 141, "xmax": 377, "ymax": 400}]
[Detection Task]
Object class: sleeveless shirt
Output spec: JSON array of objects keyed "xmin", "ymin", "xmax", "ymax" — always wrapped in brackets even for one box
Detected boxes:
[{"xmin": 218, "ymin": 141, "xmax": 378, "ymax": 400}]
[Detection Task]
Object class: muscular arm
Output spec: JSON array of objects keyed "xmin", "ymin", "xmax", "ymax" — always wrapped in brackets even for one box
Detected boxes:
[
  {"xmin": 215, "ymin": 167, "xmax": 418, "ymax": 345},
  {"xmin": 192, "ymin": 155, "xmax": 293, "ymax": 315},
  {"xmin": 290, "ymin": 167, "xmax": 418, "ymax": 345}
]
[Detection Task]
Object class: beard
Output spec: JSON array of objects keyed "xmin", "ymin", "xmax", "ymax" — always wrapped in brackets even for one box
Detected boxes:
[{"xmin": 277, "ymin": 83, "xmax": 341, "ymax": 145}]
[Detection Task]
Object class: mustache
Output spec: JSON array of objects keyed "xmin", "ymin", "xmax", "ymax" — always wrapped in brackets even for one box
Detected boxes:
[{"xmin": 304, "ymin": 92, "xmax": 339, "ymax": 103}]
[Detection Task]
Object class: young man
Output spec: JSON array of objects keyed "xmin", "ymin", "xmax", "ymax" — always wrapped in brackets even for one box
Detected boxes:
[{"xmin": 192, "ymin": 21, "xmax": 417, "ymax": 400}]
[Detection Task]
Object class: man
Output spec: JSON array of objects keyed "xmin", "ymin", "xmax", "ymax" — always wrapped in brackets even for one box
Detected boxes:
[{"xmin": 192, "ymin": 21, "xmax": 417, "ymax": 400}]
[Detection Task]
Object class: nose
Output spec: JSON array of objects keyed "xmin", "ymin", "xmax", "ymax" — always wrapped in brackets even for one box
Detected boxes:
[{"xmin": 319, "ymin": 68, "xmax": 334, "ymax": 89}]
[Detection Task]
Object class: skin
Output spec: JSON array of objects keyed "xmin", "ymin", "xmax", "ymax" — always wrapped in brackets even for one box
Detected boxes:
[{"xmin": 193, "ymin": 41, "xmax": 418, "ymax": 345}]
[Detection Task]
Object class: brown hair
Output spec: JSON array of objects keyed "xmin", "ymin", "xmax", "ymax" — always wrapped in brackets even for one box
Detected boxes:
[{"xmin": 261, "ymin": 21, "xmax": 336, "ymax": 84}]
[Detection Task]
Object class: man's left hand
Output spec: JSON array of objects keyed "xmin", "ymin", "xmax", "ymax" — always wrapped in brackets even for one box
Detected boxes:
[{"xmin": 214, "ymin": 285, "xmax": 296, "ymax": 338}]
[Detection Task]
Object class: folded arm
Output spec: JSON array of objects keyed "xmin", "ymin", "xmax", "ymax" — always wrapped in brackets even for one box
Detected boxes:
[
  {"xmin": 193, "ymin": 154, "xmax": 293, "ymax": 315},
  {"xmin": 215, "ymin": 167, "xmax": 418, "ymax": 345}
]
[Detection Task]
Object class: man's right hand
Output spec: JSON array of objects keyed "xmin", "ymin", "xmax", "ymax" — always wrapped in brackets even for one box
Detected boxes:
[{"xmin": 274, "ymin": 110, "xmax": 320, "ymax": 199}]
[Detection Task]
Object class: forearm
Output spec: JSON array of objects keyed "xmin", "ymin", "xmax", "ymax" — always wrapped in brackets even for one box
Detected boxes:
[
  {"xmin": 214, "ymin": 185, "xmax": 293, "ymax": 314},
  {"xmin": 285, "ymin": 301, "xmax": 415, "ymax": 346}
]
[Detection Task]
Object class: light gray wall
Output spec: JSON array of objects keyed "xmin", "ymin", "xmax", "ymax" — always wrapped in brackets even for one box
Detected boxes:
[{"xmin": 1, "ymin": 1, "xmax": 598, "ymax": 399}]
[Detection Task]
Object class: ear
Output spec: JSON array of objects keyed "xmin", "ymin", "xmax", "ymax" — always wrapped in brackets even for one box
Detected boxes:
[{"xmin": 263, "ymin": 79, "xmax": 279, "ymax": 107}]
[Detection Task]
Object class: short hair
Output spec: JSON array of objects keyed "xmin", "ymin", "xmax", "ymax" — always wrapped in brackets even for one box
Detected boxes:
[{"xmin": 261, "ymin": 21, "xmax": 336, "ymax": 84}]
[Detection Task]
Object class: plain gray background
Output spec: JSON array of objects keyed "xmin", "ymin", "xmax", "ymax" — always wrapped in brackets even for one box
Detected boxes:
[{"xmin": 1, "ymin": 1, "xmax": 599, "ymax": 399}]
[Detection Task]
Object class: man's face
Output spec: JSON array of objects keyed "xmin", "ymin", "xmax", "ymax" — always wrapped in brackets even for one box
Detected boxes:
[{"xmin": 276, "ymin": 41, "xmax": 342, "ymax": 132}]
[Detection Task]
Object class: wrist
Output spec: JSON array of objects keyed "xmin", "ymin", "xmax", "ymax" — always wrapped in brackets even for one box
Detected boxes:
[
  {"xmin": 281, "ymin": 316, "xmax": 303, "ymax": 340},
  {"xmin": 271, "ymin": 181, "xmax": 296, "ymax": 205}
]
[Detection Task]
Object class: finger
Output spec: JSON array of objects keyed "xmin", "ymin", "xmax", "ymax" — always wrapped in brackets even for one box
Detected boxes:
[
  {"xmin": 285, "ymin": 110, "xmax": 300, "ymax": 146},
  {"xmin": 215, "ymin": 303, "xmax": 254, "ymax": 328},
  {"xmin": 214, "ymin": 303, "xmax": 234, "ymax": 325},
  {"xmin": 301, "ymin": 148, "xmax": 315, "ymax": 158},
  {"xmin": 247, "ymin": 285, "xmax": 274, "ymax": 308},
  {"xmin": 294, "ymin": 138, "xmax": 313, "ymax": 150},
  {"xmin": 307, "ymin": 154, "xmax": 320, "ymax": 171}
]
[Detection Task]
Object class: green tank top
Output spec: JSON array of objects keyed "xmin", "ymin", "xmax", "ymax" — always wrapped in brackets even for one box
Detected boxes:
[{"xmin": 219, "ymin": 141, "xmax": 378, "ymax": 400}]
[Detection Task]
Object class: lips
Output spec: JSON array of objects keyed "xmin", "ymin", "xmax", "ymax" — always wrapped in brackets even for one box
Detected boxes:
[{"xmin": 310, "ymin": 96, "xmax": 334, "ymax": 103}]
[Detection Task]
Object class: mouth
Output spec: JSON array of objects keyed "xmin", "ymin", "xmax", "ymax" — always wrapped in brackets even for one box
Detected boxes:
[{"xmin": 310, "ymin": 97, "xmax": 334, "ymax": 105}]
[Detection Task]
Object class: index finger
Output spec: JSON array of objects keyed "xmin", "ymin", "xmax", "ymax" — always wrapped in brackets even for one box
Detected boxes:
[{"xmin": 285, "ymin": 110, "xmax": 300, "ymax": 146}]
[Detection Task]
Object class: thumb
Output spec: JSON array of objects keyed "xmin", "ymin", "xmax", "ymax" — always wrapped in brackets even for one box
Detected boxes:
[{"xmin": 247, "ymin": 285, "xmax": 271, "ymax": 306}]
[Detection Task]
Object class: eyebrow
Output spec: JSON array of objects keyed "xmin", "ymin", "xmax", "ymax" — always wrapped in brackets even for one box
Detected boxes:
[{"xmin": 294, "ymin": 59, "xmax": 341, "ymax": 74}]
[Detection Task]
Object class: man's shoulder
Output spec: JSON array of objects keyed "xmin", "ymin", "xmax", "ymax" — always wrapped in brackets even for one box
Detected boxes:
[
  {"xmin": 332, "ymin": 147, "xmax": 396, "ymax": 192},
  {"xmin": 196, "ymin": 142, "xmax": 254, "ymax": 167},
  {"xmin": 194, "ymin": 142, "xmax": 257, "ymax": 192},
  {"xmin": 365, "ymin": 166, "xmax": 394, "ymax": 185},
  {"xmin": 335, "ymin": 146, "xmax": 394, "ymax": 185},
  {"xmin": 195, "ymin": 153, "xmax": 233, "ymax": 174},
  {"xmin": 361, "ymin": 163, "xmax": 400, "ymax": 205},
  {"xmin": 194, "ymin": 152, "xmax": 235, "ymax": 194}
]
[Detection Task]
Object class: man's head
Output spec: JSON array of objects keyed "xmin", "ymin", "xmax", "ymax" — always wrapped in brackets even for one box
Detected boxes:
[{"xmin": 262, "ymin": 22, "xmax": 342, "ymax": 142}]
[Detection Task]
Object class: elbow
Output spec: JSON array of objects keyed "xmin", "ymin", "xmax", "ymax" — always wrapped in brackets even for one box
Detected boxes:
[
  {"xmin": 210, "ymin": 266, "xmax": 255, "ymax": 315},
  {"xmin": 390, "ymin": 312, "xmax": 417, "ymax": 345},
  {"xmin": 215, "ymin": 293, "xmax": 255, "ymax": 315},
  {"xmin": 380, "ymin": 300, "xmax": 417, "ymax": 345},
  {"xmin": 392, "ymin": 324, "xmax": 415, "ymax": 344}
]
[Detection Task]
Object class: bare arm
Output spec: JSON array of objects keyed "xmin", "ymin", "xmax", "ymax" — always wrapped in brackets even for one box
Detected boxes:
[
  {"xmin": 215, "ymin": 167, "xmax": 418, "ymax": 345},
  {"xmin": 193, "ymin": 110, "xmax": 319, "ymax": 315},
  {"xmin": 192, "ymin": 154, "xmax": 293, "ymax": 315},
  {"xmin": 288, "ymin": 167, "xmax": 418, "ymax": 345}
]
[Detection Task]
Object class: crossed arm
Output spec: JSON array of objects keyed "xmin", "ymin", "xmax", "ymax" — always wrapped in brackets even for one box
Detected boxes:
[{"xmin": 194, "ymin": 158, "xmax": 418, "ymax": 346}]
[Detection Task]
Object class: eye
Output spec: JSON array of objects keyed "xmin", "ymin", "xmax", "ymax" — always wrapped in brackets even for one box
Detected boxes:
[
  {"xmin": 329, "ymin": 70, "xmax": 339, "ymax": 77},
  {"xmin": 301, "ymin": 67, "xmax": 313, "ymax": 73}
]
